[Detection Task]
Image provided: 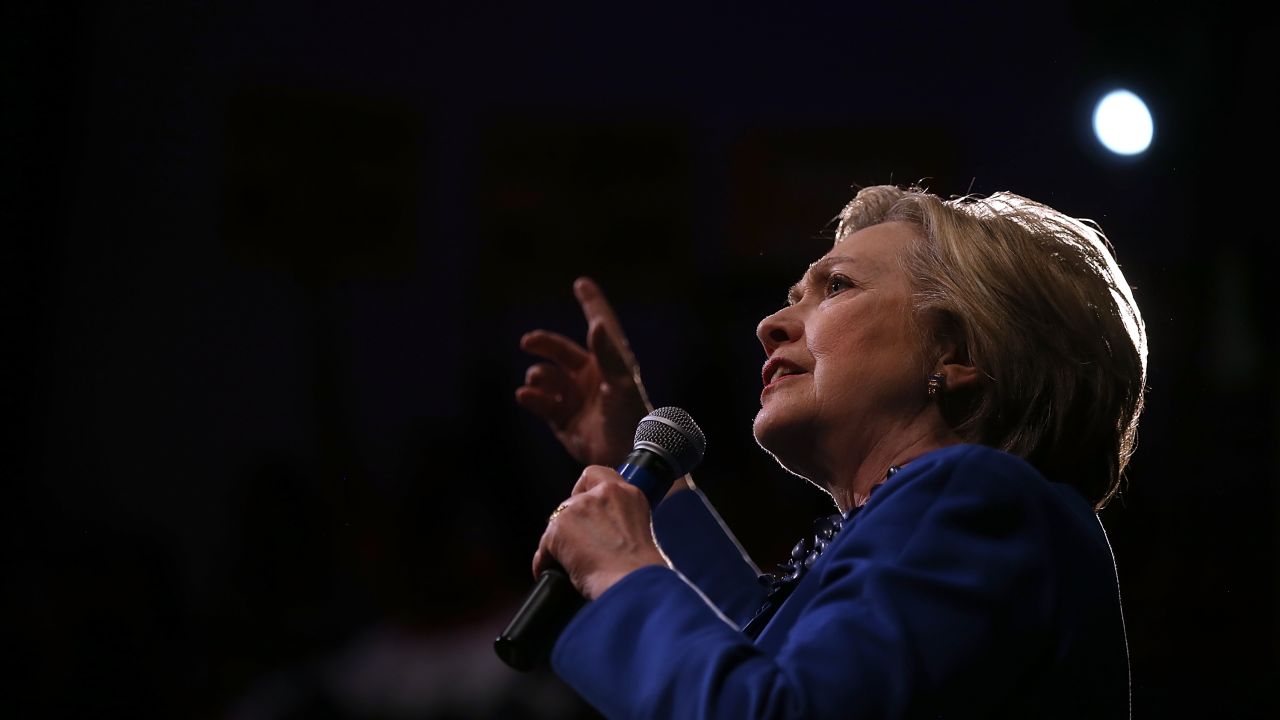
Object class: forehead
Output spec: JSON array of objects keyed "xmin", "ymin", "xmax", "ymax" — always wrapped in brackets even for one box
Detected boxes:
[
  {"xmin": 823, "ymin": 220, "xmax": 920, "ymax": 267},
  {"xmin": 789, "ymin": 221, "xmax": 919, "ymax": 302}
]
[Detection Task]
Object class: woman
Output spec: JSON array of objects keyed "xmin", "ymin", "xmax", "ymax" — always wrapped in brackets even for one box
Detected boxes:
[{"xmin": 516, "ymin": 185, "xmax": 1146, "ymax": 718}]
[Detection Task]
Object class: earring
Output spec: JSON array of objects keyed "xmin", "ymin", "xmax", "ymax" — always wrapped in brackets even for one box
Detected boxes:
[{"xmin": 926, "ymin": 373, "xmax": 945, "ymax": 397}]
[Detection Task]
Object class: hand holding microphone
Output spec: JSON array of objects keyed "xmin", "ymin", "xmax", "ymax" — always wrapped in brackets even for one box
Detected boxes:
[
  {"xmin": 533, "ymin": 465, "xmax": 666, "ymax": 602},
  {"xmin": 495, "ymin": 408, "xmax": 706, "ymax": 671}
]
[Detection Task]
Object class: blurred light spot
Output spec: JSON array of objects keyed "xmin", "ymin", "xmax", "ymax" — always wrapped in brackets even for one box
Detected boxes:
[{"xmin": 1092, "ymin": 89, "xmax": 1154, "ymax": 156}]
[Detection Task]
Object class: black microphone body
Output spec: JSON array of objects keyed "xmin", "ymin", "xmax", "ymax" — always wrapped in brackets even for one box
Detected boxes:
[{"xmin": 494, "ymin": 408, "xmax": 705, "ymax": 671}]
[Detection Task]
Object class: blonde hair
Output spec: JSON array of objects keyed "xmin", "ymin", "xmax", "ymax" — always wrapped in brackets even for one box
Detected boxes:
[{"xmin": 836, "ymin": 185, "xmax": 1147, "ymax": 509}]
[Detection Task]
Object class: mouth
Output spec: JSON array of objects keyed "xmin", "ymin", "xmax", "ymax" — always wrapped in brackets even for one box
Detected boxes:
[{"xmin": 762, "ymin": 357, "xmax": 807, "ymax": 389}]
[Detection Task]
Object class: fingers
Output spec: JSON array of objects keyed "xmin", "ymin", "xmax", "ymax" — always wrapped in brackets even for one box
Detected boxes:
[
  {"xmin": 576, "ymin": 277, "xmax": 642, "ymax": 383},
  {"xmin": 533, "ymin": 497, "xmax": 567, "ymax": 578},
  {"xmin": 524, "ymin": 361, "xmax": 572, "ymax": 395},
  {"xmin": 533, "ymin": 496, "xmax": 574, "ymax": 578},
  {"xmin": 522, "ymin": 279, "xmax": 636, "ymax": 386},
  {"xmin": 520, "ymin": 330, "xmax": 590, "ymax": 371},
  {"xmin": 533, "ymin": 474, "xmax": 659, "ymax": 596},
  {"xmin": 532, "ymin": 545, "xmax": 550, "ymax": 579},
  {"xmin": 587, "ymin": 320, "xmax": 635, "ymax": 383},
  {"xmin": 516, "ymin": 363, "xmax": 577, "ymax": 423},
  {"xmin": 571, "ymin": 465, "xmax": 627, "ymax": 496},
  {"xmin": 575, "ymin": 278, "xmax": 632, "ymax": 358},
  {"xmin": 514, "ymin": 386, "xmax": 568, "ymax": 426},
  {"xmin": 573, "ymin": 277, "xmax": 619, "ymax": 328}
]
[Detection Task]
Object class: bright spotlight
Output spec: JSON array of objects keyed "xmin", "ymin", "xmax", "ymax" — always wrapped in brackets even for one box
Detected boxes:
[{"xmin": 1092, "ymin": 89, "xmax": 1154, "ymax": 156}]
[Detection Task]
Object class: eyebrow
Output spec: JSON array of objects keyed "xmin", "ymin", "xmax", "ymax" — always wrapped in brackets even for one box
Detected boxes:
[{"xmin": 787, "ymin": 255, "xmax": 861, "ymax": 304}]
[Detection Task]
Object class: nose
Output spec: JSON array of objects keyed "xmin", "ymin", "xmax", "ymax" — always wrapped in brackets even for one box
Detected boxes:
[{"xmin": 756, "ymin": 305, "xmax": 803, "ymax": 355}]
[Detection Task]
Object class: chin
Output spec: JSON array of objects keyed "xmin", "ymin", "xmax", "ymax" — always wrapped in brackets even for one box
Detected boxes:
[{"xmin": 752, "ymin": 408, "xmax": 815, "ymax": 478}]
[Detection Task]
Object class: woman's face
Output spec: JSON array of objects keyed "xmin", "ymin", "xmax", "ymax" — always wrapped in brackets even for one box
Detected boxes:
[{"xmin": 753, "ymin": 221, "xmax": 929, "ymax": 481}]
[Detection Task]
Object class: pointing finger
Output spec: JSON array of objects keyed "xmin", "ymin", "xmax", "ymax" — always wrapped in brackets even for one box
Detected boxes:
[
  {"xmin": 588, "ymin": 321, "xmax": 635, "ymax": 382},
  {"xmin": 574, "ymin": 278, "xmax": 627, "ymax": 337}
]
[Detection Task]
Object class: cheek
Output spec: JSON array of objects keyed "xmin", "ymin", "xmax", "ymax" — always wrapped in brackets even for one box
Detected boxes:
[
  {"xmin": 808, "ymin": 312, "xmax": 916, "ymax": 397},
  {"xmin": 807, "ymin": 313, "xmax": 872, "ymax": 380},
  {"xmin": 805, "ymin": 310, "xmax": 847, "ymax": 359}
]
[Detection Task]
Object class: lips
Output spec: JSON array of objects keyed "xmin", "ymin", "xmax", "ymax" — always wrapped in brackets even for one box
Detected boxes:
[{"xmin": 761, "ymin": 357, "xmax": 807, "ymax": 388}]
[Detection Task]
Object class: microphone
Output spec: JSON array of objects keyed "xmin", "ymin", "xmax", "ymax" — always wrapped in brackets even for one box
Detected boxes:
[{"xmin": 494, "ymin": 406, "xmax": 706, "ymax": 671}]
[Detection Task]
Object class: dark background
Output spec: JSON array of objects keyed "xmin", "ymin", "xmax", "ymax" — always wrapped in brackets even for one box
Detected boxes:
[{"xmin": 7, "ymin": 1, "xmax": 1276, "ymax": 717}]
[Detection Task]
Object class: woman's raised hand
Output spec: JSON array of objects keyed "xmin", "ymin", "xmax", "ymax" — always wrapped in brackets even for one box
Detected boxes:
[{"xmin": 516, "ymin": 278, "xmax": 654, "ymax": 467}]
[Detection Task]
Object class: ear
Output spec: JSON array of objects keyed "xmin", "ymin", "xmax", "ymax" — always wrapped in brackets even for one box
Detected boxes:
[{"xmin": 934, "ymin": 336, "xmax": 981, "ymax": 392}]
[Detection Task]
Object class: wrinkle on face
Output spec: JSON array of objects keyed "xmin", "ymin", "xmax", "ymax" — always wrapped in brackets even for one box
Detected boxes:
[{"xmin": 754, "ymin": 222, "xmax": 931, "ymax": 493}]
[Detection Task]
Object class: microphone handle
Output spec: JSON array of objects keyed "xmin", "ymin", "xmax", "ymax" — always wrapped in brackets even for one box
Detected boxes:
[
  {"xmin": 494, "ymin": 448, "xmax": 679, "ymax": 671},
  {"xmin": 493, "ymin": 565, "xmax": 584, "ymax": 671}
]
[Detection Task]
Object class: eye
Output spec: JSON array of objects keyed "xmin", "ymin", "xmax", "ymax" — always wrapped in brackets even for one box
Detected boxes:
[{"xmin": 825, "ymin": 274, "xmax": 855, "ymax": 297}]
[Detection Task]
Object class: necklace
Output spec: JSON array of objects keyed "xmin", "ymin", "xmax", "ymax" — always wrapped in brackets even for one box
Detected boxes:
[{"xmin": 742, "ymin": 464, "xmax": 902, "ymax": 639}]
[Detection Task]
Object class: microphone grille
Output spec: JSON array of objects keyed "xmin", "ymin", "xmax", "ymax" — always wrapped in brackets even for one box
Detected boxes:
[{"xmin": 634, "ymin": 407, "xmax": 706, "ymax": 476}]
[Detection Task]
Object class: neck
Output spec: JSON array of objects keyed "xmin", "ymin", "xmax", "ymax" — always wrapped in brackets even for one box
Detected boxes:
[{"xmin": 824, "ymin": 419, "xmax": 962, "ymax": 512}]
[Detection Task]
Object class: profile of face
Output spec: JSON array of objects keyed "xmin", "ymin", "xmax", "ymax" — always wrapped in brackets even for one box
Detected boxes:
[{"xmin": 753, "ymin": 221, "xmax": 932, "ymax": 483}]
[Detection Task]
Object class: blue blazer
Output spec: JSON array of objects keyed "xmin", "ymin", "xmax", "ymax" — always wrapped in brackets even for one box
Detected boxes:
[{"xmin": 550, "ymin": 444, "xmax": 1130, "ymax": 719}]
